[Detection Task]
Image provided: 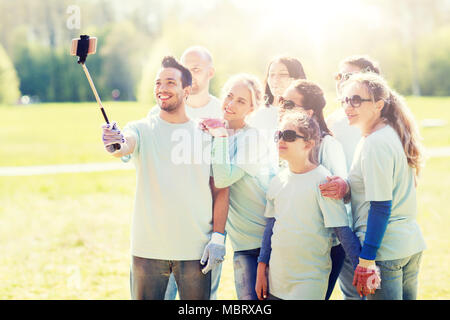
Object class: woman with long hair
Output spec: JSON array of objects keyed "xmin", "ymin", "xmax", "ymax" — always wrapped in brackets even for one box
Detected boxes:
[
  {"xmin": 248, "ymin": 56, "xmax": 307, "ymax": 165},
  {"xmin": 200, "ymin": 74, "xmax": 276, "ymax": 300},
  {"xmin": 327, "ymin": 55, "xmax": 381, "ymax": 170},
  {"xmin": 322, "ymin": 72, "xmax": 426, "ymax": 299}
]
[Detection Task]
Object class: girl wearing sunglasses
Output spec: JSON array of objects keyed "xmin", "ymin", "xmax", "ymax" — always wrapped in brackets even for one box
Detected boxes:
[
  {"xmin": 255, "ymin": 112, "xmax": 361, "ymax": 300},
  {"xmin": 279, "ymin": 79, "xmax": 349, "ymax": 300},
  {"xmin": 200, "ymin": 74, "xmax": 276, "ymax": 300},
  {"xmin": 324, "ymin": 72, "xmax": 426, "ymax": 300},
  {"xmin": 324, "ymin": 55, "xmax": 382, "ymax": 300},
  {"xmin": 327, "ymin": 55, "xmax": 381, "ymax": 171}
]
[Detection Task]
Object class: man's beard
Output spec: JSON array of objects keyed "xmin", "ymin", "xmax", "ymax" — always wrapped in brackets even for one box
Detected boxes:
[{"xmin": 159, "ymin": 96, "xmax": 182, "ymax": 113}]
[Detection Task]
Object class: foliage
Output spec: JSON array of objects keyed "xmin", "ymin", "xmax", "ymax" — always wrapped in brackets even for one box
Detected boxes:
[{"xmin": 0, "ymin": 44, "xmax": 20, "ymax": 104}]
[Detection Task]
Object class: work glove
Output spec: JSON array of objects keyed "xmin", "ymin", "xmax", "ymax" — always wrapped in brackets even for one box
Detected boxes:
[
  {"xmin": 199, "ymin": 118, "xmax": 229, "ymax": 137},
  {"xmin": 200, "ymin": 232, "xmax": 226, "ymax": 274},
  {"xmin": 352, "ymin": 258, "xmax": 381, "ymax": 297},
  {"xmin": 101, "ymin": 121, "xmax": 123, "ymax": 153},
  {"xmin": 319, "ymin": 176, "xmax": 349, "ymax": 200}
]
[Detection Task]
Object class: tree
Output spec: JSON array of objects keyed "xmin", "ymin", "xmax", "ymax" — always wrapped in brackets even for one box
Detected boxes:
[{"xmin": 0, "ymin": 44, "xmax": 20, "ymax": 105}]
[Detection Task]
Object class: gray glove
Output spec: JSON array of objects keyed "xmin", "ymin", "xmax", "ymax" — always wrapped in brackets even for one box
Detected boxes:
[
  {"xmin": 200, "ymin": 232, "xmax": 226, "ymax": 274},
  {"xmin": 101, "ymin": 121, "xmax": 123, "ymax": 153}
]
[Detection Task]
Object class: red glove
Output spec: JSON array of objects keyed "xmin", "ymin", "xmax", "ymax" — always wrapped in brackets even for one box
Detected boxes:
[
  {"xmin": 199, "ymin": 118, "xmax": 228, "ymax": 137},
  {"xmin": 352, "ymin": 265, "xmax": 381, "ymax": 297},
  {"xmin": 319, "ymin": 176, "xmax": 349, "ymax": 200}
]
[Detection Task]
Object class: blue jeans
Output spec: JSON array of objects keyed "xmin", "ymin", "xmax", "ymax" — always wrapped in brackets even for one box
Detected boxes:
[
  {"xmin": 233, "ymin": 248, "xmax": 260, "ymax": 300},
  {"xmin": 130, "ymin": 256, "xmax": 211, "ymax": 300},
  {"xmin": 164, "ymin": 262, "xmax": 222, "ymax": 300},
  {"xmin": 367, "ymin": 251, "xmax": 423, "ymax": 300}
]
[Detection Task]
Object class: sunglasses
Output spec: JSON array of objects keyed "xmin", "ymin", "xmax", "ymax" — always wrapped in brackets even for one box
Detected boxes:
[
  {"xmin": 334, "ymin": 72, "xmax": 355, "ymax": 82},
  {"xmin": 274, "ymin": 130, "xmax": 306, "ymax": 143},
  {"xmin": 279, "ymin": 97, "xmax": 303, "ymax": 110},
  {"xmin": 340, "ymin": 95, "xmax": 372, "ymax": 108}
]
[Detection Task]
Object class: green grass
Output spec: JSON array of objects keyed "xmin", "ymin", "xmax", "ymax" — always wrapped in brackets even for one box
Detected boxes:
[{"xmin": 0, "ymin": 98, "xmax": 449, "ymax": 299}]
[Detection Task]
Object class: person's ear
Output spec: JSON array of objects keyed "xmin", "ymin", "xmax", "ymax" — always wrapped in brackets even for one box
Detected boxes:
[
  {"xmin": 208, "ymin": 67, "xmax": 215, "ymax": 80},
  {"xmin": 375, "ymin": 99, "xmax": 385, "ymax": 112},
  {"xmin": 305, "ymin": 109, "xmax": 314, "ymax": 118},
  {"xmin": 184, "ymin": 86, "xmax": 191, "ymax": 100},
  {"xmin": 304, "ymin": 139, "xmax": 315, "ymax": 151}
]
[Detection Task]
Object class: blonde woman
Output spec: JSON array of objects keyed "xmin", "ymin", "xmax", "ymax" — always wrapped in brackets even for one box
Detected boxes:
[
  {"xmin": 322, "ymin": 72, "xmax": 426, "ymax": 299},
  {"xmin": 200, "ymin": 74, "xmax": 277, "ymax": 300}
]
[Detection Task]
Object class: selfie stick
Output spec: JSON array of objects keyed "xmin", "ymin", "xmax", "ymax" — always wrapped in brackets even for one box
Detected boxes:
[{"xmin": 75, "ymin": 35, "xmax": 120, "ymax": 151}]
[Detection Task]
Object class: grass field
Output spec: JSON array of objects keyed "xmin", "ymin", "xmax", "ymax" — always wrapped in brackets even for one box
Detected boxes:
[{"xmin": 1, "ymin": 97, "xmax": 449, "ymax": 299}]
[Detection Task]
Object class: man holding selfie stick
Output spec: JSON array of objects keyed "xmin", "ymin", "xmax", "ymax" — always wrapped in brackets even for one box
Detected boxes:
[{"xmin": 101, "ymin": 56, "xmax": 229, "ymax": 300}]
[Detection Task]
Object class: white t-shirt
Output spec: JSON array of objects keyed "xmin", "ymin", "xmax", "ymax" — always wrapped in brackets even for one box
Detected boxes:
[
  {"xmin": 121, "ymin": 114, "xmax": 214, "ymax": 260},
  {"xmin": 218, "ymin": 127, "xmax": 277, "ymax": 251},
  {"xmin": 349, "ymin": 125, "xmax": 426, "ymax": 261},
  {"xmin": 318, "ymin": 134, "xmax": 348, "ymax": 178},
  {"xmin": 265, "ymin": 166, "xmax": 349, "ymax": 299},
  {"xmin": 326, "ymin": 108, "xmax": 362, "ymax": 171},
  {"xmin": 149, "ymin": 95, "xmax": 222, "ymax": 121},
  {"xmin": 247, "ymin": 105, "xmax": 279, "ymax": 166}
]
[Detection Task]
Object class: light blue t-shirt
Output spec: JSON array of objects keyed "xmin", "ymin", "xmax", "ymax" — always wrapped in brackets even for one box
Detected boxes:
[
  {"xmin": 122, "ymin": 114, "xmax": 214, "ymax": 260},
  {"xmin": 348, "ymin": 125, "xmax": 426, "ymax": 261},
  {"xmin": 318, "ymin": 134, "xmax": 348, "ymax": 178},
  {"xmin": 265, "ymin": 166, "xmax": 349, "ymax": 300},
  {"xmin": 247, "ymin": 105, "xmax": 279, "ymax": 167},
  {"xmin": 326, "ymin": 108, "xmax": 362, "ymax": 171},
  {"xmin": 318, "ymin": 134, "xmax": 352, "ymax": 231},
  {"xmin": 212, "ymin": 126, "xmax": 276, "ymax": 251}
]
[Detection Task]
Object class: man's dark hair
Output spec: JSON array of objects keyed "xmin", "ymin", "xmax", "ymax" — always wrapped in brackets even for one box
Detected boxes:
[{"xmin": 161, "ymin": 56, "xmax": 192, "ymax": 88}]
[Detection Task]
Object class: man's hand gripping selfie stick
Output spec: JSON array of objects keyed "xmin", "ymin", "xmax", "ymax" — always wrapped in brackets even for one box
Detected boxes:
[{"xmin": 71, "ymin": 35, "xmax": 120, "ymax": 152}]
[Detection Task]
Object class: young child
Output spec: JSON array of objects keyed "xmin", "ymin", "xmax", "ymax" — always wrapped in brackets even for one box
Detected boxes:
[{"xmin": 255, "ymin": 111, "xmax": 361, "ymax": 300}]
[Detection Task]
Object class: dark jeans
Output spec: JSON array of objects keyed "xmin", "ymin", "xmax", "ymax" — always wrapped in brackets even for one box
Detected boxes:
[
  {"xmin": 325, "ymin": 244, "xmax": 346, "ymax": 300},
  {"xmin": 130, "ymin": 255, "xmax": 211, "ymax": 300},
  {"xmin": 233, "ymin": 248, "xmax": 260, "ymax": 300}
]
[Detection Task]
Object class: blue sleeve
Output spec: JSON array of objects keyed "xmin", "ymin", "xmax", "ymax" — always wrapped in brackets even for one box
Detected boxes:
[
  {"xmin": 257, "ymin": 217, "xmax": 275, "ymax": 264},
  {"xmin": 359, "ymin": 200, "xmax": 392, "ymax": 260},
  {"xmin": 334, "ymin": 226, "xmax": 361, "ymax": 270}
]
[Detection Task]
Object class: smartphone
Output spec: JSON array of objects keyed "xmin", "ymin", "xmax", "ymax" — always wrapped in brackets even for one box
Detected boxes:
[{"xmin": 70, "ymin": 36, "xmax": 97, "ymax": 56}]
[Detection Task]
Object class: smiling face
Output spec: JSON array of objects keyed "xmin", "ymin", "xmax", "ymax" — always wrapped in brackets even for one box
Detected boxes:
[
  {"xmin": 268, "ymin": 61, "xmax": 294, "ymax": 97},
  {"xmin": 154, "ymin": 67, "xmax": 189, "ymax": 113},
  {"xmin": 222, "ymin": 82, "xmax": 254, "ymax": 121},
  {"xmin": 181, "ymin": 50, "xmax": 213, "ymax": 95},
  {"xmin": 341, "ymin": 81, "xmax": 378, "ymax": 128}
]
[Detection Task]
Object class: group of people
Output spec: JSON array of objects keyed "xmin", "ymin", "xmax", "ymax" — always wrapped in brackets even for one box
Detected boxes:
[{"xmin": 101, "ymin": 46, "xmax": 426, "ymax": 300}]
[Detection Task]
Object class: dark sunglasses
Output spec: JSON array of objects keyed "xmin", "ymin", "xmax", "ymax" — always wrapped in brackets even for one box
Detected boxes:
[
  {"xmin": 279, "ymin": 97, "xmax": 303, "ymax": 110},
  {"xmin": 274, "ymin": 130, "xmax": 306, "ymax": 143},
  {"xmin": 340, "ymin": 95, "xmax": 372, "ymax": 108}
]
